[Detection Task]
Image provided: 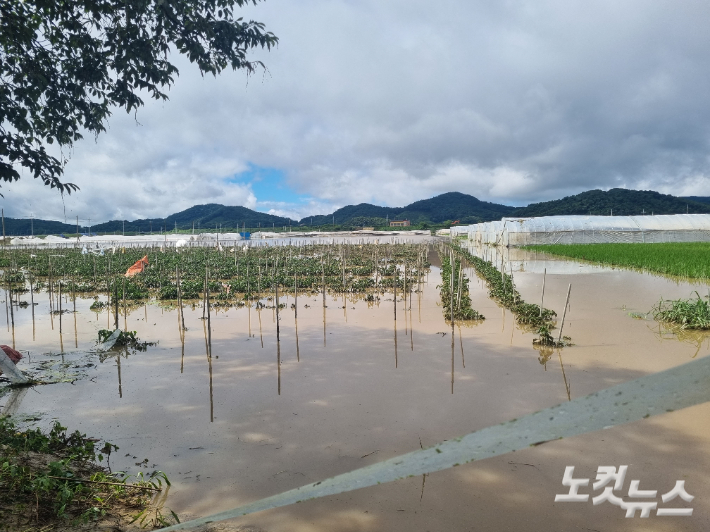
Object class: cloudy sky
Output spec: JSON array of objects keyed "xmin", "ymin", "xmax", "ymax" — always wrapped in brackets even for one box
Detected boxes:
[{"xmin": 4, "ymin": 0, "xmax": 710, "ymax": 223}]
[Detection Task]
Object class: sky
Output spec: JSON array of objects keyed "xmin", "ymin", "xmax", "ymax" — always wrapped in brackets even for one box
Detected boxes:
[{"xmin": 4, "ymin": 0, "xmax": 710, "ymax": 223}]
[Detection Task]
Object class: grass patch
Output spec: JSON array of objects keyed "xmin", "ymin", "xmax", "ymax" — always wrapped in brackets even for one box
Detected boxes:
[{"xmin": 524, "ymin": 242, "xmax": 710, "ymax": 279}]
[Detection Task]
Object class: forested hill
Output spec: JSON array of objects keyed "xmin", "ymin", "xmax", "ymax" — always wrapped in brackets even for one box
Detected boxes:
[
  {"xmin": 681, "ymin": 196, "xmax": 710, "ymax": 205},
  {"xmin": 303, "ymin": 192, "xmax": 515, "ymax": 227},
  {"xmin": 91, "ymin": 204, "xmax": 296, "ymax": 233},
  {"xmin": 0, "ymin": 218, "xmax": 76, "ymax": 237},
  {"xmin": 6, "ymin": 189, "xmax": 710, "ymax": 237},
  {"xmin": 512, "ymin": 189, "xmax": 710, "ymax": 217}
]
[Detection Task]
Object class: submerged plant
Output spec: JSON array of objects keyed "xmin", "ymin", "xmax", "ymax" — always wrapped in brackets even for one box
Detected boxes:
[
  {"xmin": 652, "ymin": 292, "xmax": 710, "ymax": 329},
  {"xmin": 0, "ymin": 417, "xmax": 177, "ymax": 527},
  {"xmin": 439, "ymin": 255, "xmax": 484, "ymax": 321},
  {"xmin": 447, "ymin": 242, "xmax": 560, "ymax": 331},
  {"xmin": 97, "ymin": 330, "xmax": 156, "ymax": 351},
  {"xmin": 0, "ymin": 242, "xmax": 431, "ymax": 307},
  {"xmin": 532, "ymin": 325, "xmax": 573, "ymax": 347},
  {"xmin": 445, "ymin": 242, "xmax": 572, "ymax": 346}
]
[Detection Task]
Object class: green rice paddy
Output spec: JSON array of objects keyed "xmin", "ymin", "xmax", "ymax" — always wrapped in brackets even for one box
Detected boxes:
[{"xmin": 525, "ymin": 242, "xmax": 710, "ymax": 280}]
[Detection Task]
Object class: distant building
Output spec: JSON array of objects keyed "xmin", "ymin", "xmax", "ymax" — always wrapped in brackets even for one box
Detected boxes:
[{"xmin": 389, "ymin": 220, "xmax": 410, "ymax": 227}]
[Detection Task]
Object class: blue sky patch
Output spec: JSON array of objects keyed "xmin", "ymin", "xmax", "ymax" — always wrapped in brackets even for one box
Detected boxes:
[{"xmin": 230, "ymin": 165, "xmax": 309, "ymax": 205}]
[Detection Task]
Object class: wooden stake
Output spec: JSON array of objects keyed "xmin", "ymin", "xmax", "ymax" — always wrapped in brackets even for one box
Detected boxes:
[
  {"xmin": 275, "ymin": 259, "xmax": 280, "ymax": 342},
  {"xmin": 540, "ymin": 268, "xmax": 546, "ymax": 317},
  {"xmin": 114, "ymin": 279, "xmax": 119, "ymax": 330},
  {"xmin": 557, "ymin": 284, "xmax": 572, "ymax": 343},
  {"xmin": 394, "ymin": 264, "xmax": 397, "ymax": 322},
  {"xmin": 206, "ymin": 268, "xmax": 212, "ymax": 356},
  {"xmin": 122, "ymin": 276, "xmax": 126, "ymax": 331}
]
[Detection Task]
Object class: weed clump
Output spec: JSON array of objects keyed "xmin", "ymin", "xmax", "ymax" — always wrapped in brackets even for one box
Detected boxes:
[{"xmin": 652, "ymin": 292, "xmax": 710, "ymax": 329}]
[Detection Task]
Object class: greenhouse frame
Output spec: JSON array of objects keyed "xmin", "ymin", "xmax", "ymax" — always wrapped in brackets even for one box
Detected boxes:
[{"xmin": 452, "ymin": 214, "xmax": 710, "ymax": 246}]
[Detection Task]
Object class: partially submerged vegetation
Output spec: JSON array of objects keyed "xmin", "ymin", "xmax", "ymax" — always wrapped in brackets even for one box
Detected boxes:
[
  {"xmin": 524, "ymin": 242, "xmax": 710, "ymax": 280},
  {"xmin": 439, "ymin": 255, "xmax": 484, "ymax": 321},
  {"xmin": 652, "ymin": 292, "xmax": 710, "ymax": 330},
  {"xmin": 98, "ymin": 330, "xmax": 156, "ymax": 351},
  {"xmin": 446, "ymin": 242, "xmax": 570, "ymax": 346},
  {"xmin": 0, "ymin": 417, "xmax": 177, "ymax": 530},
  {"xmin": 0, "ymin": 243, "xmax": 430, "ymax": 307},
  {"xmin": 448, "ymin": 242, "xmax": 557, "ymax": 329}
]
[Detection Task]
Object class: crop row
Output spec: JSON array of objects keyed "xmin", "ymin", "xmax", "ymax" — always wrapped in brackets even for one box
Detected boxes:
[
  {"xmin": 439, "ymin": 253, "xmax": 484, "ymax": 321},
  {"xmin": 0, "ymin": 243, "xmax": 431, "ymax": 303},
  {"xmin": 448, "ymin": 242, "xmax": 557, "ymax": 330}
]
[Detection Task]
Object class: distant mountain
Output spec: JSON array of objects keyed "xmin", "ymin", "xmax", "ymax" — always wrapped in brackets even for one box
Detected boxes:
[
  {"xmin": 91, "ymin": 204, "xmax": 296, "ymax": 233},
  {"xmin": 512, "ymin": 189, "xmax": 710, "ymax": 217},
  {"xmin": 302, "ymin": 192, "xmax": 515, "ymax": 227},
  {"xmin": 681, "ymin": 196, "xmax": 710, "ymax": 206},
  {"xmin": 0, "ymin": 217, "xmax": 76, "ymax": 237},
  {"xmin": 7, "ymin": 188, "xmax": 710, "ymax": 237}
]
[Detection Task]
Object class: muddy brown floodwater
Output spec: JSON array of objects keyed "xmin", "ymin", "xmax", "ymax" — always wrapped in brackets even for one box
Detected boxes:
[{"xmin": 2, "ymin": 244, "xmax": 709, "ymax": 531}]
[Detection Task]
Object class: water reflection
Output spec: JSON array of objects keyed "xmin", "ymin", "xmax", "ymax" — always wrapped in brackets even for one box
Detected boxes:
[
  {"xmin": 116, "ymin": 350, "xmax": 123, "ymax": 398},
  {"xmin": 559, "ymin": 351, "xmax": 571, "ymax": 401},
  {"xmin": 652, "ymin": 323, "xmax": 710, "ymax": 358},
  {"xmin": 1, "ymin": 387, "xmax": 29, "ymax": 416},
  {"xmin": 203, "ymin": 319, "xmax": 214, "ymax": 422},
  {"xmin": 450, "ymin": 325, "xmax": 455, "ymax": 394},
  {"xmin": 394, "ymin": 319, "xmax": 398, "ymax": 368}
]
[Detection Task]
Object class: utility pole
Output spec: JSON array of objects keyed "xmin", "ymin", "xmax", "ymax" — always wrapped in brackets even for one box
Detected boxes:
[
  {"xmin": 1, "ymin": 208, "xmax": 4, "ymax": 244},
  {"xmin": 30, "ymin": 213, "xmax": 34, "ymax": 236},
  {"xmin": 76, "ymin": 216, "xmax": 79, "ymax": 242},
  {"xmin": 122, "ymin": 220, "xmax": 125, "ymax": 236}
]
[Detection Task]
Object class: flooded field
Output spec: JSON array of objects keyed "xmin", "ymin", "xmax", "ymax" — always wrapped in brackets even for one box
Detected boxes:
[{"xmin": 2, "ymin": 241, "xmax": 709, "ymax": 531}]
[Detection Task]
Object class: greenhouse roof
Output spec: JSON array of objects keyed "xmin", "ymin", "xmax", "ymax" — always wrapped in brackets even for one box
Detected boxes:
[{"xmin": 485, "ymin": 214, "xmax": 710, "ymax": 233}]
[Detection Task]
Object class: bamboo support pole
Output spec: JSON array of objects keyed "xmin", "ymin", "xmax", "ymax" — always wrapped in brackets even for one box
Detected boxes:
[{"xmin": 557, "ymin": 284, "xmax": 572, "ymax": 343}]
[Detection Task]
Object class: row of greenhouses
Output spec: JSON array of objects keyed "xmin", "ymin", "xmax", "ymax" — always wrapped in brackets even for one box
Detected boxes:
[{"xmin": 452, "ymin": 214, "xmax": 710, "ymax": 246}]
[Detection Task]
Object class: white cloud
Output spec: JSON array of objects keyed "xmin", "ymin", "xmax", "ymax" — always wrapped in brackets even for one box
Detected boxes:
[{"xmin": 4, "ymin": 0, "xmax": 710, "ymax": 221}]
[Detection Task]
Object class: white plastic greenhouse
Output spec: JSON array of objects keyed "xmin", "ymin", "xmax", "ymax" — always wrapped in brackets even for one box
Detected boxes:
[{"xmin": 452, "ymin": 214, "xmax": 710, "ymax": 246}]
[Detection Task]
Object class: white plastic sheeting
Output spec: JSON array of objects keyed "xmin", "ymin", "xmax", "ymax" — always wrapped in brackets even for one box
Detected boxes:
[
  {"xmin": 455, "ymin": 214, "xmax": 710, "ymax": 246},
  {"xmin": 0, "ymin": 350, "xmax": 29, "ymax": 384}
]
